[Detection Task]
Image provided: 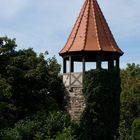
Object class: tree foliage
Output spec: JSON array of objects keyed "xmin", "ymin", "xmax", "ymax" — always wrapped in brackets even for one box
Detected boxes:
[
  {"xmin": 0, "ymin": 111, "xmax": 76, "ymax": 140},
  {"xmin": 131, "ymin": 117, "xmax": 140, "ymax": 140},
  {"xmin": 0, "ymin": 36, "xmax": 66, "ymax": 133},
  {"xmin": 120, "ymin": 63, "xmax": 140, "ymax": 139}
]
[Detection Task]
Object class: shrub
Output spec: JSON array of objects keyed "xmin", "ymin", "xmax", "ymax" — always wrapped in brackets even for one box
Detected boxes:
[{"xmin": 131, "ymin": 117, "xmax": 140, "ymax": 140}]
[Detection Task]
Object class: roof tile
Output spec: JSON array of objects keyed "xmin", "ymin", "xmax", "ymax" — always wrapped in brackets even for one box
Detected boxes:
[{"xmin": 60, "ymin": 0, "xmax": 123, "ymax": 55}]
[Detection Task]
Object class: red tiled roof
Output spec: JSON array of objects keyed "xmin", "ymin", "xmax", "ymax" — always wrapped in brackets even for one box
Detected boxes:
[{"xmin": 60, "ymin": 0, "xmax": 123, "ymax": 55}]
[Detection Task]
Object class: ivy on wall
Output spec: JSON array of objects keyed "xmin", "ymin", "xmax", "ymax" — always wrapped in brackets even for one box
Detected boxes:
[{"xmin": 79, "ymin": 69, "xmax": 121, "ymax": 140}]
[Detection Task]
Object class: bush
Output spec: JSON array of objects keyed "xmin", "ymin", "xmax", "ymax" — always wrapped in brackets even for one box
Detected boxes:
[
  {"xmin": 0, "ymin": 111, "xmax": 77, "ymax": 140},
  {"xmin": 55, "ymin": 127, "xmax": 76, "ymax": 140},
  {"xmin": 0, "ymin": 119, "xmax": 39, "ymax": 140},
  {"xmin": 131, "ymin": 117, "xmax": 140, "ymax": 140}
]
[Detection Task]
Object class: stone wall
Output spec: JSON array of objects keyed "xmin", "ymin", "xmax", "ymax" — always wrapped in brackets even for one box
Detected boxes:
[{"xmin": 65, "ymin": 87, "xmax": 85, "ymax": 122}]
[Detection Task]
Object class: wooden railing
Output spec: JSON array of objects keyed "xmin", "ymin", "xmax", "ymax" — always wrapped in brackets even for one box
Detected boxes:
[{"xmin": 63, "ymin": 72, "xmax": 83, "ymax": 88}]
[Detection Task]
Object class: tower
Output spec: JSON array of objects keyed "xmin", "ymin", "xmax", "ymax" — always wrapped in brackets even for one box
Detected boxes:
[{"xmin": 59, "ymin": 0, "xmax": 123, "ymax": 122}]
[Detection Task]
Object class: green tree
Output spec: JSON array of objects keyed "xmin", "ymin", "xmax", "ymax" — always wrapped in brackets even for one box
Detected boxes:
[
  {"xmin": 120, "ymin": 63, "xmax": 140, "ymax": 139},
  {"xmin": 131, "ymin": 117, "xmax": 140, "ymax": 140},
  {"xmin": 0, "ymin": 36, "xmax": 64, "ymax": 130},
  {"xmin": 0, "ymin": 111, "xmax": 76, "ymax": 140},
  {"xmin": 0, "ymin": 77, "xmax": 13, "ymax": 129}
]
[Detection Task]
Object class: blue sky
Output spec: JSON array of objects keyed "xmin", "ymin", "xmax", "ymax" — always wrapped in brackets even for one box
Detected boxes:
[{"xmin": 0, "ymin": 0, "xmax": 140, "ymax": 69}]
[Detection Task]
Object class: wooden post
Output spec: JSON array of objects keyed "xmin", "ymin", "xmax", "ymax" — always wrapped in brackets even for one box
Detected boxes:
[
  {"xmin": 69, "ymin": 56, "xmax": 74, "ymax": 73},
  {"xmin": 96, "ymin": 55, "xmax": 102, "ymax": 69},
  {"xmin": 108, "ymin": 58, "xmax": 114, "ymax": 71},
  {"xmin": 82, "ymin": 57, "xmax": 86, "ymax": 73},
  {"xmin": 63, "ymin": 58, "xmax": 66, "ymax": 73},
  {"xmin": 71, "ymin": 60, "xmax": 74, "ymax": 73},
  {"xmin": 116, "ymin": 58, "xmax": 120, "ymax": 76},
  {"xmin": 69, "ymin": 56, "xmax": 71, "ymax": 72},
  {"xmin": 82, "ymin": 57, "xmax": 86, "ymax": 86},
  {"xmin": 69, "ymin": 56, "xmax": 72, "ymax": 88}
]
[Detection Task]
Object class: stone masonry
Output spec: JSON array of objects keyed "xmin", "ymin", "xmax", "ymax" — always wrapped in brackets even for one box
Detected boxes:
[{"xmin": 65, "ymin": 87, "xmax": 85, "ymax": 122}]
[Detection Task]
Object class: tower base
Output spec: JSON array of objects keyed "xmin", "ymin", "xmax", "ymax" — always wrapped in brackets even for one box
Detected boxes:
[{"xmin": 64, "ymin": 87, "xmax": 85, "ymax": 122}]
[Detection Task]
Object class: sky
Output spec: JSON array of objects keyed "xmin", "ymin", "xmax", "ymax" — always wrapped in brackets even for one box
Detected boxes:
[{"xmin": 0, "ymin": 0, "xmax": 140, "ymax": 70}]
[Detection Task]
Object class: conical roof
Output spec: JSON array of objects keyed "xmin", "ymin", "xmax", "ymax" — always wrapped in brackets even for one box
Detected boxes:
[{"xmin": 59, "ymin": 0, "xmax": 123, "ymax": 56}]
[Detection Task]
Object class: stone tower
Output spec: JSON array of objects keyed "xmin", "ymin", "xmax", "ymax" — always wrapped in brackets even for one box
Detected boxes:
[{"xmin": 59, "ymin": 0, "xmax": 123, "ymax": 122}]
